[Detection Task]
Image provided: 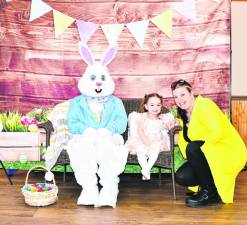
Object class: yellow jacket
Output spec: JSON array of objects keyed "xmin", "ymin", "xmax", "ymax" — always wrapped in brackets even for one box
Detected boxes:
[{"xmin": 178, "ymin": 95, "xmax": 247, "ymax": 203}]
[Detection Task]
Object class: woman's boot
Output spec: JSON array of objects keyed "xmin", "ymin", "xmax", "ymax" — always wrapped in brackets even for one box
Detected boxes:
[{"xmin": 185, "ymin": 185, "xmax": 221, "ymax": 207}]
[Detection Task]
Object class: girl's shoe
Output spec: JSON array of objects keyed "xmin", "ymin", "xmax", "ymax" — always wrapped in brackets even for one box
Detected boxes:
[{"xmin": 141, "ymin": 170, "xmax": 150, "ymax": 180}]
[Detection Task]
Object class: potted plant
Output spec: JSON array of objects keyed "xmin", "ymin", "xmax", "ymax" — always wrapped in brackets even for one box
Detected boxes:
[{"xmin": 0, "ymin": 108, "xmax": 49, "ymax": 162}]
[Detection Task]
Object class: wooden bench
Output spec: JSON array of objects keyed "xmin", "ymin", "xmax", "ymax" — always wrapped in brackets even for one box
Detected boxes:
[{"xmin": 38, "ymin": 99, "xmax": 181, "ymax": 199}]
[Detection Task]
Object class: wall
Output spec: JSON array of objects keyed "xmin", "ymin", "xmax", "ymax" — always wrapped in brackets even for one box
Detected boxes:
[
  {"xmin": 0, "ymin": 0, "xmax": 7, "ymax": 10},
  {"xmin": 231, "ymin": 0, "xmax": 247, "ymax": 145},
  {"xmin": 231, "ymin": 0, "xmax": 247, "ymax": 97},
  {"xmin": 0, "ymin": 0, "xmax": 230, "ymax": 114}
]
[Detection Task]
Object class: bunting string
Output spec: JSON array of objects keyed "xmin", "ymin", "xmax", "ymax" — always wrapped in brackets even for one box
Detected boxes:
[{"xmin": 29, "ymin": 0, "xmax": 201, "ymax": 47}]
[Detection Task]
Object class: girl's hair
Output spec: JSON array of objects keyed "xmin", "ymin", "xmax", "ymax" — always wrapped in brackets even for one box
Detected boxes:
[
  {"xmin": 139, "ymin": 93, "xmax": 168, "ymax": 114},
  {"xmin": 170, "ymin": 79, "xmax": 192, "ymax": 92}
]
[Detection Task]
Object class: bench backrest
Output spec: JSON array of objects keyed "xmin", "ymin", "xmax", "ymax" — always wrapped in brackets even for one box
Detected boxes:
[{"xmin": 47, "ymin": 98, "xmax": 169, "ymax": 142}]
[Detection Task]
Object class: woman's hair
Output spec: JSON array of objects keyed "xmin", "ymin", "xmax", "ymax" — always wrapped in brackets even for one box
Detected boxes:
[
  {"xmin": 170, "ymin": 79, "xmax": 192, "ymax": 92},
  {"xmin": 170, "ymin": 79, "xmax": 192, "ymax": 122},
  {"xmin": 177, "ymin": 107, "xmax": 188, "ymax": 124},
  {"xmin": 139, "ymin": 93, "xmax": 167, "ymax": 114}
]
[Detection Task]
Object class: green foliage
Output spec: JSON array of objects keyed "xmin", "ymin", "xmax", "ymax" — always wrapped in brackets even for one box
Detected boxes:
[
  {"xmin": 0, "ymin": 108, "xmax": 50, "ymax": 132},
  {"xmin": 27, "ymin": 108, "xmax": 50, "ymax": 123},
  {"xmin": 0, "ymin": 112, "xmax": 28, "ymax": 132},
  {"xmin": 169, "ymin": 105, "xmax": 178, "ymax": 118},
  {"xmin": 3, "ymin": 161, "xmax": 45, "ymax": 170}
]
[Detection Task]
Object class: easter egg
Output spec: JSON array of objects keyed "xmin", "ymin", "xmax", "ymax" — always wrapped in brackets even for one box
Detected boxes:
[
  {"xmin": 19, "ymin": 153, "xmax": 28, "ymax": 163},
  {"xmin": 30, "ymin": 187, "xmax": 36, "ymax": 192}
]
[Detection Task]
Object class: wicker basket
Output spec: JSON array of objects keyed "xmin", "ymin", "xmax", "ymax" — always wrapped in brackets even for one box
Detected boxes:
[{"xmin": 21, "ymin": 166, "xmax": 58, "ymax": 206}]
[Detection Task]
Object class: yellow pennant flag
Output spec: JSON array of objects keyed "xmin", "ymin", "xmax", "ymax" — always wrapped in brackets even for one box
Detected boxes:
[
  {"xmin": 53, "ymin": 10, "xmax": 75, "ymax": 37},
  {"xmin": 151, "ymin": 9, "xmax": 173, "ymax": 38}
]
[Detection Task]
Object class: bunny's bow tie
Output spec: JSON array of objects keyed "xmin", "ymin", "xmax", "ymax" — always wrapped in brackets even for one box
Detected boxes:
[{"xmin": 85, "ymin": 96, "xmax": 109, "ymax": 104}]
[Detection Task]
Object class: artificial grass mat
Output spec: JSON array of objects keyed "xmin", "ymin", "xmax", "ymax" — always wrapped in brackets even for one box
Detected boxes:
[{"xmin": 2, "ymin": 147, "xmax": 186, "ymax": 174}]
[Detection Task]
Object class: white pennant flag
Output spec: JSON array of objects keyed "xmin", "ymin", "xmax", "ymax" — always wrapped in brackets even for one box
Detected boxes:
[
  {"xmin": 29, "ymin": 0, "xmax": 52, "ymax": 22},
  {"xmin": 101, "ymin": 24, "xmax": 124, "ymax": 45},
  {"xmin": 126, "ymin": 20, "xmax": 149, "ymax": 48},
  {"xmin": 174, "ymin": 0, "xmax": 197, "ymax": 22}
]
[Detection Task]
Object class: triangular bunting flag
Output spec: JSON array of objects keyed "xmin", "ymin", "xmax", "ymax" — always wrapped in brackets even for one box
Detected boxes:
[
  {"xmin": 53, "ymin": 10, "xmax": 75, "ymax": 38},
  {"xmin": 101, "ymin": 24, "xmax": 124, "ymax": 45},
  {"xmin": 174, "ymin": 0, "xmax": 197, "ymax": 22},
  {"xmin": 76, "ymin": 20, "xmax": 98, "ymax": 43},
  {"xmin": 151, "ymin": 10, "xmax": 173, "ymax": 38},
  {"xmin": 126, "ymin": 20, "xmax": 149, "ymax": 48},
  {"xmin": 29, "ymin": 0, "xmax": 52, "ymax": 22}
]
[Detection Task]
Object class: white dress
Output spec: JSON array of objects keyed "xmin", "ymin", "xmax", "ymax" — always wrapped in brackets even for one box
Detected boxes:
[{"xmin": 126, "ymin": 112, "xmax": 172, "ymax": 155}]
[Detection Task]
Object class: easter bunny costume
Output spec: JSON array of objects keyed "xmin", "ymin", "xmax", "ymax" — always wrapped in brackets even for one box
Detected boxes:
[{"xmin": 66, "ymin": 42, "xmax": 128, "ymax": 208}]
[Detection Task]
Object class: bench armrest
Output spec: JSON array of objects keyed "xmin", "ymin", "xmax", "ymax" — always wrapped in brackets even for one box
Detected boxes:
[
  {"xmin": 168, "ymin": 125, "xmax": 182, "ymax": 148},
  {"xmin": 38, "ymin": 120, "xmax": 54, "ymax": 148},
  {"xmin": 168, "ymin": 125, "xmax": 182, "ymax": 138}
]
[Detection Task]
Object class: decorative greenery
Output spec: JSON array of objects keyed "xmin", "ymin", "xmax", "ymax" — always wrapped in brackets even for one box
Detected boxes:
[
  {"xmin": 0, "ymin": 112, "xmax": 25, "ymax": 132},
  {"xmin": 0, "ymin": 108, "xmax": 49, "ymax": 132},
  {"xmin": 27, "ymin": 108, "xmax": 50, "ymax": 124},
  {"xmin": 169, "ymin": 105, "xmax": 178, "ymax": 118}
]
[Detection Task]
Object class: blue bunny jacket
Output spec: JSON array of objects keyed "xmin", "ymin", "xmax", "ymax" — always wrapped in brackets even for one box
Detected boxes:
[{"xmin": 67, "ymin": 95, "xmax": 127, "ymax": 135}]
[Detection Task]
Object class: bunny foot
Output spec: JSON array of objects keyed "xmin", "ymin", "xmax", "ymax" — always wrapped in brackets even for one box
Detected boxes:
[
  {"xmin": 77, "ymin": 188, "xmax": 99, "ymax": 206},
  {"xmin": 94, "ymin": 188, "xmax": 118, "ymax": 208}
]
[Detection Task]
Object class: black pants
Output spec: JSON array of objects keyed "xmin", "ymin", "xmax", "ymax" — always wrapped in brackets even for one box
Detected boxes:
[{"xmin": 175, "ymin": 141, "xmax": 215, "ymax": 188}]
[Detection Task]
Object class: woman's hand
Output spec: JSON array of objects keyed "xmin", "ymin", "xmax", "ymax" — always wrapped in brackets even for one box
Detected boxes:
[{"xmin": 164, "ymin": 119, "xmax": 180, "ymax": 130}]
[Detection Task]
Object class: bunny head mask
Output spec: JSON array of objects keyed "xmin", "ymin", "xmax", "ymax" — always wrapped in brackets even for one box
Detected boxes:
[{"xmin": 78, "ymin": 42, "xmax": 117, "ymax": 98}]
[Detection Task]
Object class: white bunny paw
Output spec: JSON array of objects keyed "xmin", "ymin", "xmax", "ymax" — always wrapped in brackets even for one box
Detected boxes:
[
  {"xmin": 97, "ymin": 128, "xmax": 112, "ymax": 137},
  {"xmin": 112, "ymin": 134, "xmax": 124, "ymax": 146},
  {"xmin": 83, "ymin": 128, "xmax": 97, "ymax": 138}
]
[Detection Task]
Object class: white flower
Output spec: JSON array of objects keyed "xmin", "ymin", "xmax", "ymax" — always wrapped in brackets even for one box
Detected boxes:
[
  {"xmin": 28, "ymin": 124, "xmax": 38, "ymax": 132},
  {"xmin": 35, "ymin": 108, "xmax": 43, "ymax": 115}
]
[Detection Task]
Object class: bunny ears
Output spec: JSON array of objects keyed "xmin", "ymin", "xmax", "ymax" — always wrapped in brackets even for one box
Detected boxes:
[{"xmin": 78, "ymin": 41, "xmax": 117, "ymax": 66}]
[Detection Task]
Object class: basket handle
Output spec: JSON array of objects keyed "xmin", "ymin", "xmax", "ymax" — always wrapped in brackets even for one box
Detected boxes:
[{"xmin": 25, "ymin": 165, "xmax": 56, "ymax": 186}]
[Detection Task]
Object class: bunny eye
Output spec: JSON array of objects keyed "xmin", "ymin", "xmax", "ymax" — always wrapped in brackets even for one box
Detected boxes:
[
  {"xmin": 90, "ymin": 75, "xmax": 96, "ymax": 81},
  {"xmin": 101, "ymin": 75, "xmax": 106, "ymax": 81}
]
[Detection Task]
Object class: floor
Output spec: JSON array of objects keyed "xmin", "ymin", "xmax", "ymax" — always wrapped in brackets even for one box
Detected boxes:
[{"xmin": 0, "ymin": 169, "xmax": 246, "ymax": 225}]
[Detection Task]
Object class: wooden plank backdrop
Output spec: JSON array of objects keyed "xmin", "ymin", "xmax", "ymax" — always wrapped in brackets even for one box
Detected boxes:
[
  {"xmin": 0, "ymin": 0, "xmax": 7, "ymax": 10},
  {"xmin": 0, "ymin": 0, "xmax": 230, "ymax": 114}
]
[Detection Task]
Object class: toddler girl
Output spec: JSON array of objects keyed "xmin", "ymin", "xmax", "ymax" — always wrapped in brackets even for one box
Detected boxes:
[{"xmin": 125, "ymin": 93, "xmax": 175, "ymax": 180}]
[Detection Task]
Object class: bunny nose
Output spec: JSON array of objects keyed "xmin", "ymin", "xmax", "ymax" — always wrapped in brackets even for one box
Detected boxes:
[{"xmin": 96, "ymin": 82, "xmax": 102, "ymax": 87}]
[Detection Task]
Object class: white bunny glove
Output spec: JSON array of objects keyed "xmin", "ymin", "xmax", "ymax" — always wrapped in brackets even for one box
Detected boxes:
[
  {"xmin": 112, "ymin": 134, "xmax": 124, "ymax": 146},
  {"xmin": 83, "ymin": 127, "xmax": 98, "ymax": 139},
  {"xmin": 97, "ymin": 128, "xmax": 112, "ymax": 138}
]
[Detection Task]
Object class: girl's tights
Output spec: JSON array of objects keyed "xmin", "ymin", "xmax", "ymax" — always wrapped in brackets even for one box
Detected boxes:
[{"xmin": 137, "ymin": 150, "xmax": 159, "ymax": 179}]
